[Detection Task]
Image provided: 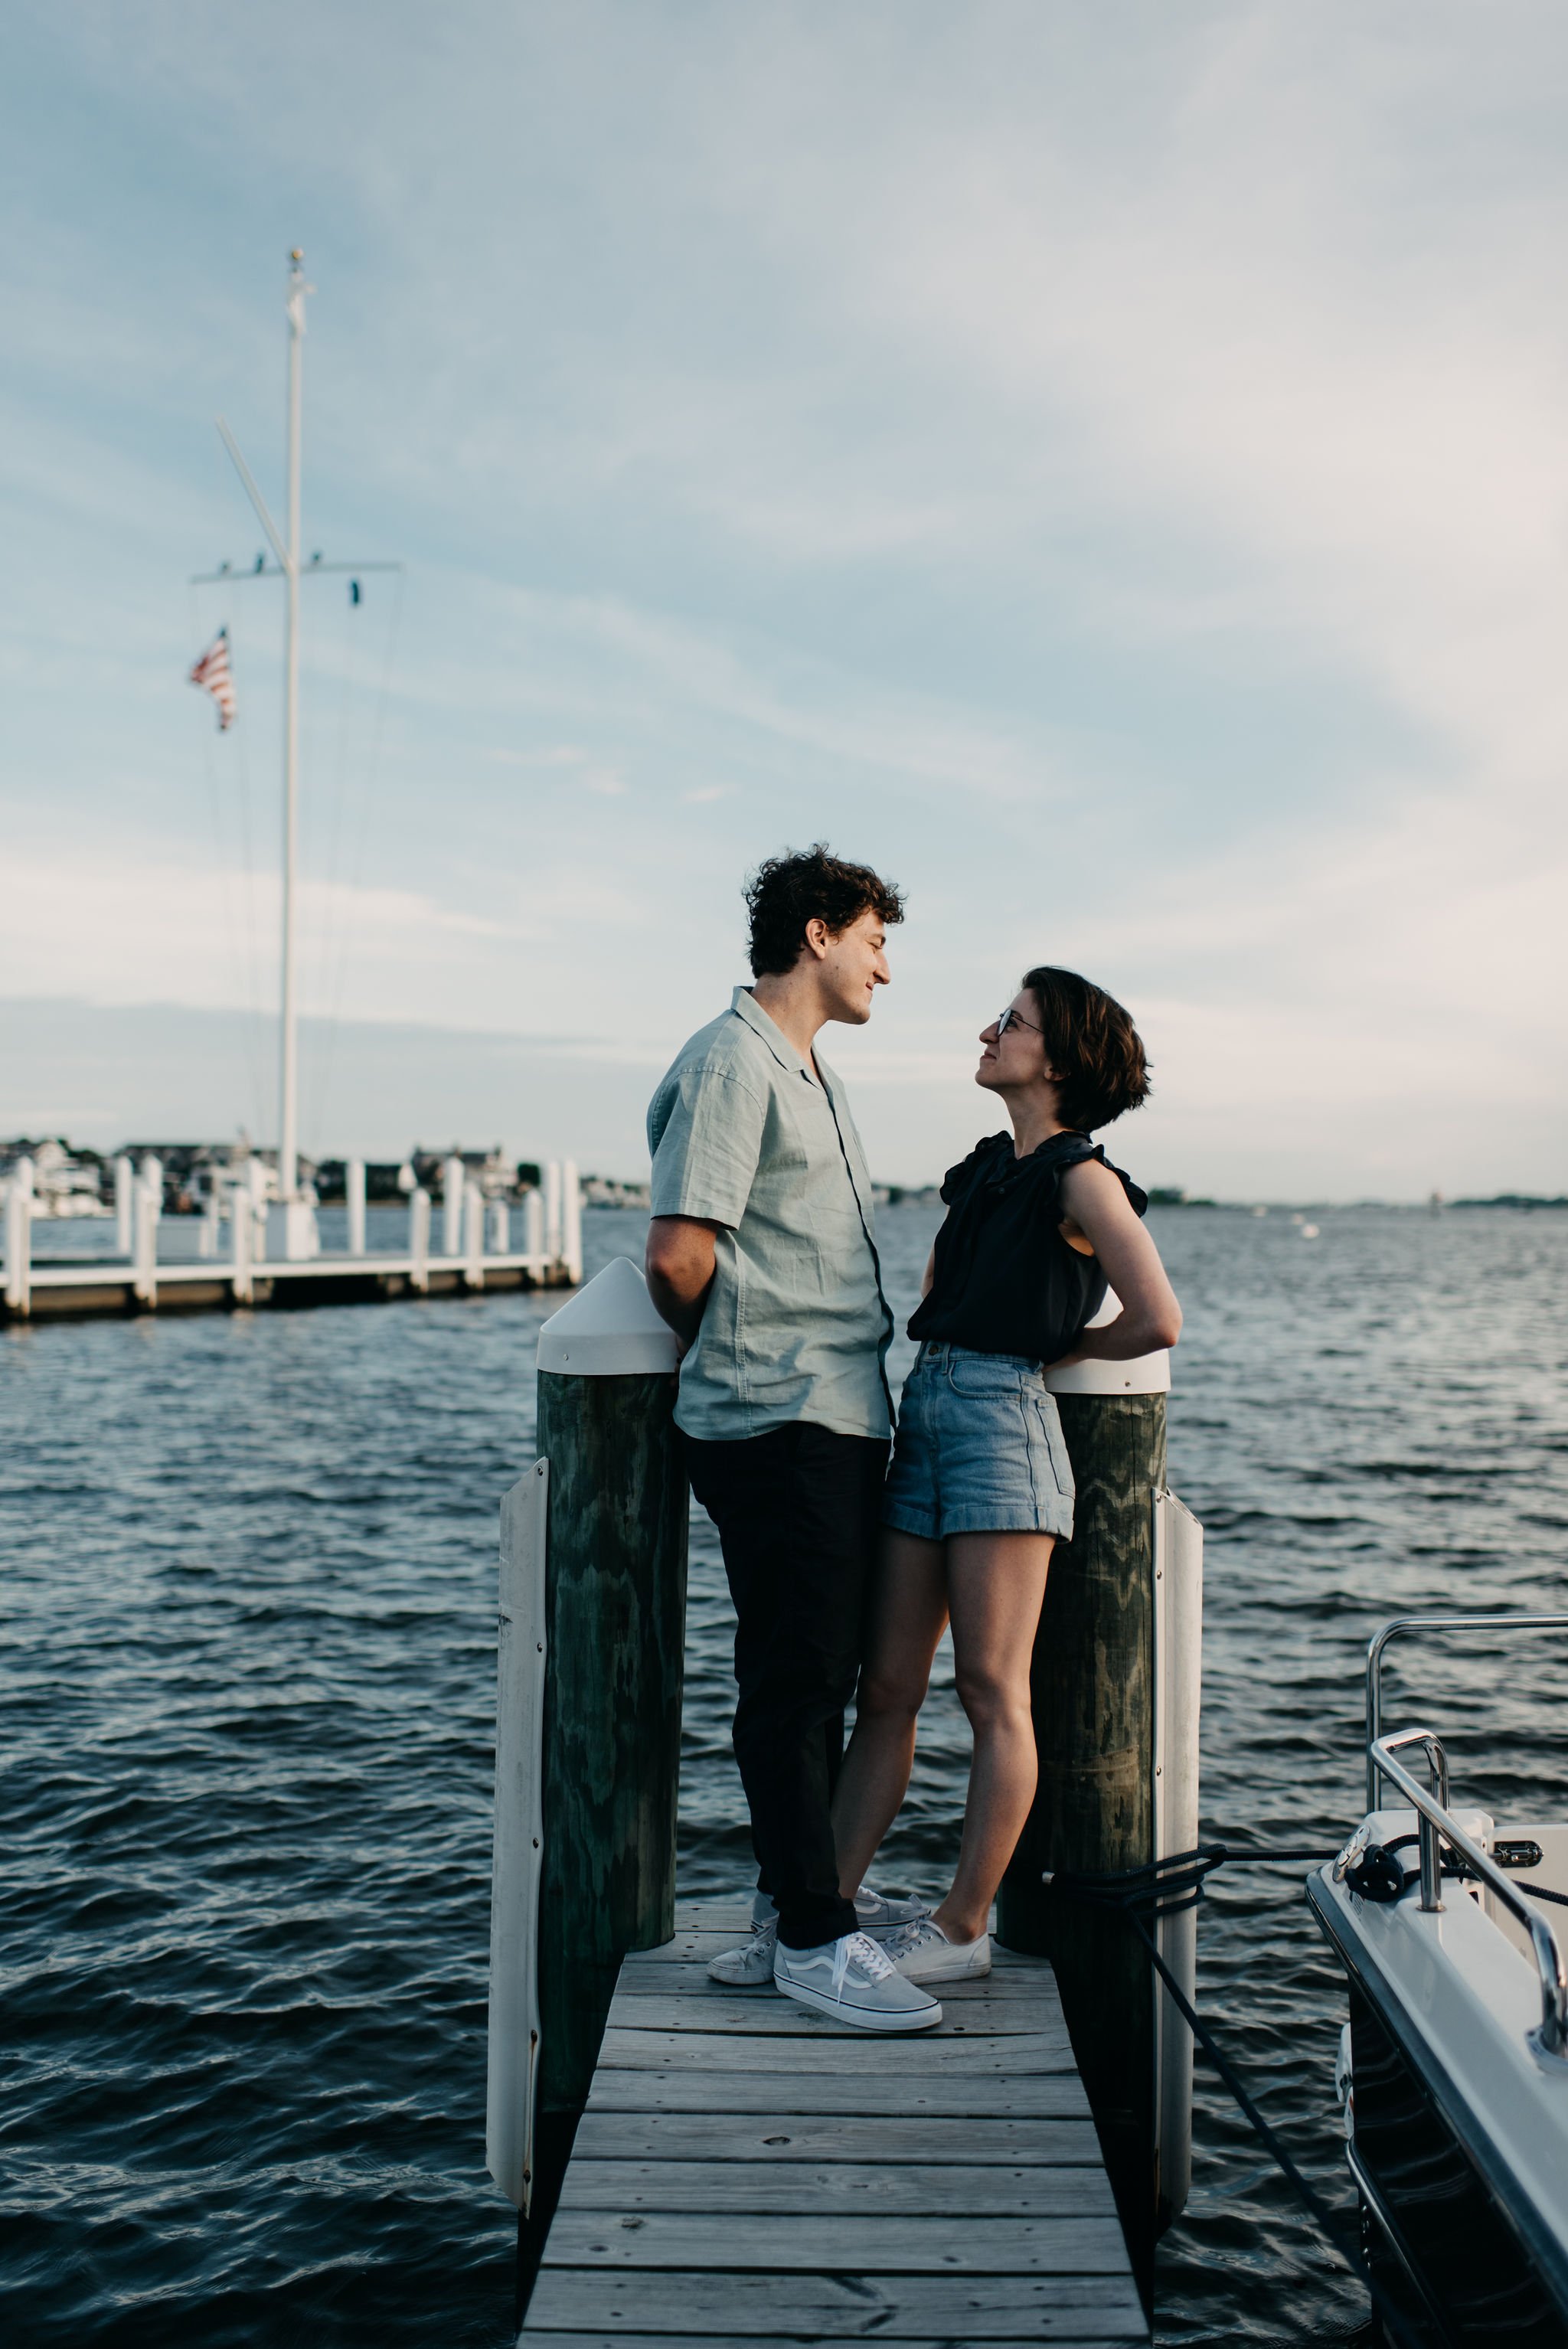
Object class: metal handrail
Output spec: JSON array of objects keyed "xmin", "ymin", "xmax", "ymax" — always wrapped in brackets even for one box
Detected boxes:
[
  {"xmin": 1366, "ymin": 1613, "xmax": 1568, "ymax": 1809},
  {"xmin": 1370, "ymin": 1728, "xmax": 1568, "ymax": 2058}
]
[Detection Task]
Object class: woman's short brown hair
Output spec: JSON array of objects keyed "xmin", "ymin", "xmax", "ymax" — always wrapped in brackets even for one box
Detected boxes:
[{"xmin": 1022, "ymin": 966, "xmax": 1151, "ymax": 1132}]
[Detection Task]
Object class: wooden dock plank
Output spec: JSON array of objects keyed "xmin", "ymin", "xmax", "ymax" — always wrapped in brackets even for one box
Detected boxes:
[
  {"xmin": 583, "ymin": 2067, "xmax": 1093, "ymax": 2119},
  {"xmin": 569, "ymin": 2111, "xmax": 1105, "ymax": 2164},
  {"xmin": 542, "ymin": 2210, "xmax": 1129, "ymax": 2273},
  {"xmin": 522, "ymin": 1898, "xmax": 1148, "ymax": 2346},
  {"xmin": 525, "ymin": 2338, "xmax": 1138, "ymax": 2348},
  {"xmin": 617, "ymin": 1934, "xmax": 1040, "ymax": 1968},
  {"xmin": 557, "ymin": 2158, "xmax": 1116, "ymax": 2218},
  {"xmin": 525, "ymin": 2271, "xmax": 1148, "ymax": 2340},
  {"xmin": 594, "ymin": 2026, "xmax": 1075, "ymax": 2073},
  {"xmin": 524, "ymin": 2338, "xmax": 1134, "ymax": 2349},
  {"xmin": 606, "ymin": 1990, "xmax": 1055, "ymax": 2035},
  {"xmin": 612, "ymin": 1963, "xmax": 1047, "ymax": 2004}
]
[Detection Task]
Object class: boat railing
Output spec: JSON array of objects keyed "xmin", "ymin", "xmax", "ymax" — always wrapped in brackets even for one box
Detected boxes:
[
  {"xmin": 1366, "ymin": 1612, "xmax": 1568, "ymax": 1809},
  {"xmin": 1369, "ymin": 1727, "xmax": 1568, "ymax": 2059}
]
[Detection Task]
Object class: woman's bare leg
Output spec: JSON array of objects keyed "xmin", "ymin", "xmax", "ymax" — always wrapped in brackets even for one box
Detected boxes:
[
  {"xmin": 932, "ymin": 1531, "xmax": 1054, "ymax": 1945},
  {"xmin": 830, "ymin": 1529, "xmax": 949, "ymax": 1900}
]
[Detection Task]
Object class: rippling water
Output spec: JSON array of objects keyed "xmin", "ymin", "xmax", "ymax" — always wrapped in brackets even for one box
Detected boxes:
[{"xmin": 4, "ymin": 1204, "xmax": 1566, "ymax": 2344}]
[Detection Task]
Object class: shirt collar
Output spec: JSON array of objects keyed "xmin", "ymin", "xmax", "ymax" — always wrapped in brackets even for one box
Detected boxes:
[{"xmin": 730, "ymin": 986, "xmax": 819, "ymax": 1085}]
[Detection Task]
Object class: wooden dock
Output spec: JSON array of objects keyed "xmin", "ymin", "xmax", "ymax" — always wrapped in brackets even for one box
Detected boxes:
[
  {"xmin": 5, "ymin": 1246, "xmax": 567, "ymax": 1323},
  {"xmin": 522, "ymin": 1899, "xmax": 1150, "ymax": 2347}
]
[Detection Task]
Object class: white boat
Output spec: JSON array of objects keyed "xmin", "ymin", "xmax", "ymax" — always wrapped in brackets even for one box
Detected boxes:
[{"xmin": 1307, "ymin": 1612, "xmax": 1568, "ymax": 2346}]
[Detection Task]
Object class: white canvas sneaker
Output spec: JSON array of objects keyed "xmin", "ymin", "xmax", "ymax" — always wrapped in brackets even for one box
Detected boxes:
[
  {"xmin": 773, "ymin": 1930, "xmax": 943, "ymax": 2031},
  {"xmin": 854, "ymin": 1886, "xmax": 930, "ymax": 1939},
  {"xmin": 707, "ymin": 1913, "xmax": 778, "ymax": 1986},
  {"xmin": 890, "ymin": 1916, "xmax": 991, "ymax": 1984}
]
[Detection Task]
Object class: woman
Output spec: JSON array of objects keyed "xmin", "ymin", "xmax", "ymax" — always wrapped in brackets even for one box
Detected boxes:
[{"xmin": 829, "ymin": 965, "xmax": 1181, "ymax": 1983}]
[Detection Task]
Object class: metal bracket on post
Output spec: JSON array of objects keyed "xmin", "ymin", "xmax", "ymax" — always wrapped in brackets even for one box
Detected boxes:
[{"xmin": 487, "ymin": 1459, "xmax": 549, "ymax": 2213}]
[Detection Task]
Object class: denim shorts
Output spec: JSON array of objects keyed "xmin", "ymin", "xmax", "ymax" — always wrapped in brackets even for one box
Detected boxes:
[{"xmin": 881, "ymin": 1342, "xmax": 1076, "ymax": 1542}]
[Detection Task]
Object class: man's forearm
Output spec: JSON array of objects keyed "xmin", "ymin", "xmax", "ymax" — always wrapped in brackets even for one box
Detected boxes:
[
  {"xmin": 645, "ymin": 1263, "xmax": 713, "ymax": 1348},
  {"xmin": 645, "ymin": 1215, "xmax": 721, "ymax": 1350}
]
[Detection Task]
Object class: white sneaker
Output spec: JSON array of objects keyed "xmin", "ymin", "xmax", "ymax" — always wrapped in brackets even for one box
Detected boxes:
[
  {"xmin": 707, "ymin": 1913, "xmax": 778, "ymax": 1986},
  {"xmin": 748, "ymin": 1885, "xmax": 929, "ymax": 1941},
  {"xmin": 854, "ymin": 1885, "xmax": 930, "ymax": 1940},
  {"xmin": 773, "ymin": 1930, "xmax": 942, "ymax": 2032},
  {"xmin": 890, "ymin": 1916, "xmax": 991, "ymax": 1984}
]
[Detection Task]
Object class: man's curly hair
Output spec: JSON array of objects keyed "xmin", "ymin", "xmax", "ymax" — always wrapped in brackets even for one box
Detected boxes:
[{"xmin": 744, "ymin": 845, "xmax": 905, "ymax": 978}]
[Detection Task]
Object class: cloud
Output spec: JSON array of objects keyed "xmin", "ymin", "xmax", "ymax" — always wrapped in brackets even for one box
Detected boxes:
[{"xmin": 5, "ymin": 4, "xmax": 1568, "ymax": 1192}]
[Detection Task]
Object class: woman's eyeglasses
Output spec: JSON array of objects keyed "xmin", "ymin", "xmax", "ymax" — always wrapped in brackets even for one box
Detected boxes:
[{"xmin": 995, "ymin": 1006, "xmax": 1043, "ymax": 1037}]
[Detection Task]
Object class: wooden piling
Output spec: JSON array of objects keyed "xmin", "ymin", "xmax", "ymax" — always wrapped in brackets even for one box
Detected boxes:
[
  {"xmin": 4, "ymin": 1160, "xmax": 32, "ymax": 1316},
  {"xmin": 409, "ymin": 1185, "xmax": 431, "ymax": 1291},
  {"xmin": 531, "ymin": 1261, "xmax": 689, "ymax": 2123},
  {"xmin": 443, "ymin": 1153, "xmax": 465, "ymax": 1256},
  {"xmin": 997, "ymin": 1305, "xmax": 1189, "ymax": 2304},
  {"xmin": 345, "ymin": 1157, "xmax": 366, "ymax": 1256},
  {"xmin": 230, "ymin": 1174, "xmax": 253, "ymax": 1304},
  {"xmin": 132, "ymin": 1161, "xmax": 161, "ymax": 1308},
  {"xmin": 113, "ymin": 1154, "xmax": 133, "ymax": 1256}
]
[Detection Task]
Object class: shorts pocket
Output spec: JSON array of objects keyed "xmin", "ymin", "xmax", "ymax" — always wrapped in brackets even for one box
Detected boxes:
[
  {"xmin": 1033, "ymin": 1397, "xmax": 1075, "ymax": 1498},
  {"xmin": 948, "ymin": 1355, "xmax": 1027, "ymax": 1401}
]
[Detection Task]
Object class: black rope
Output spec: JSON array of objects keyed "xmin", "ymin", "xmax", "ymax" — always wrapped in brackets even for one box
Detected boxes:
[
  {"xmin": 1047, "ymin": 1841, "xmax": 1340, "ymax": 1918},
  {"xmin": 1044, "ymin": 1845, "xmax": 1423, "ymax": 2349},
  {"xmin": 1340, "ymin": 1829, "xmax": 1568, "ymax": 1907}
]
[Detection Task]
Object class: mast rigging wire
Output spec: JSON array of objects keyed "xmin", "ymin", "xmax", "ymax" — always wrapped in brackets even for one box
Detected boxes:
[{"xmin": 302, "ymin": 567, "xmax": 407, "ymax": 1155}]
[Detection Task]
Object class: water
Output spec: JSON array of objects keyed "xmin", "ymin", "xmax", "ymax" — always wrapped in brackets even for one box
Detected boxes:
[{"xmin": 3, "ymin": 1204, "xmax": 1566, "ymax": 2344}]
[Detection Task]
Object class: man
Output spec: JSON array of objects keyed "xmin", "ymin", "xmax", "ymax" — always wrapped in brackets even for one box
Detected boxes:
[{"xmin": 645, "ymin": 845, "xmax": 940, "ymax": 2031}]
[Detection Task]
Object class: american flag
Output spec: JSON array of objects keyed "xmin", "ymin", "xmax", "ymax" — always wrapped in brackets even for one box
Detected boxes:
[{"xmin": 188, "ymin": 628, "xmax": 237, "ymax": 730}]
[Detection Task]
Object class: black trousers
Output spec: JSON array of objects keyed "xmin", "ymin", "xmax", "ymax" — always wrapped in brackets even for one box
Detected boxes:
[{"xmin": 684, "ymin": 1422, "xmax": 889, "ymax": 1951}]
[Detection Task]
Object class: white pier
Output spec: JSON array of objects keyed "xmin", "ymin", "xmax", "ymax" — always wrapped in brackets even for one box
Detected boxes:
[{"xmin": 2, "ymin": 1156, "xmax": 583, "ymax": 1324}]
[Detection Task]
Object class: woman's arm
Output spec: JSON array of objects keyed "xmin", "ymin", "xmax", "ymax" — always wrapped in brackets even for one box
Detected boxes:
[
  {"xmin": 1051, "ymin": 1159, "xmax": 1182, "ymax": 1364},
  {"xmin": 920, "ymin": 1245, "xmax": 936, "ymax": 1299}
]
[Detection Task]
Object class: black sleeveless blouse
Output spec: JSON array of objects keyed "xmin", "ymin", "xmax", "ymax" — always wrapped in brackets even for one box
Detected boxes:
[{"xmin": 906, "ymin": 1129, "xmax": 1147, "ymax": 1365}]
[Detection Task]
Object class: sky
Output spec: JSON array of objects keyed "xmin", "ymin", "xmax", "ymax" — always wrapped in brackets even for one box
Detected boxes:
[{"xmin": 3, "ymin": 2, "xmax": 1566, "ymax": 1197}]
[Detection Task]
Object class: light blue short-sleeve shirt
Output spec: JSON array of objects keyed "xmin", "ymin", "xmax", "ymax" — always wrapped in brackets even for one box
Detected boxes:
[{"xmin": 647, "ymin": 988, "xmax": 893, "ymax": 1443}]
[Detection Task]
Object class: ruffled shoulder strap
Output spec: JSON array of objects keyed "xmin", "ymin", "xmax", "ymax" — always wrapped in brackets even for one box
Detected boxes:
[
  {"xmin": 937, "ymin": 1131, "xmax": 1011, "ymax": 1206},
  {"xmin": 1023, "ymin": 1131, "xmax": 1148, "ymax": 1221}
]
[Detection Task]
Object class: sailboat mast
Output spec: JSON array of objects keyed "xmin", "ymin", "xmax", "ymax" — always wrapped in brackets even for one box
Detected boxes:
[
  {"xmin": 279, "ymin": 249, "xmax": 306, "ymax": 1212},
  {"xmin": 200, "ymin": 256, "xmax": 399, "ymax": 1256}
]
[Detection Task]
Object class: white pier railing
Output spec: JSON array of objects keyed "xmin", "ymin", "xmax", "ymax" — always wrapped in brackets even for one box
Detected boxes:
[{"xmin": 2, "ymin": 1158, "xmax": 584, "ymax": 1321}]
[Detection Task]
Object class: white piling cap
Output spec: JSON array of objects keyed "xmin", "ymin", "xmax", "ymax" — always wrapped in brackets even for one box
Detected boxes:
[
  {"xmin": 536, "ymin": 1256, "xmax": 681, "ymax": 1377},
  {"xmin": 1043, "ymin": 1287, "xmax": 1171, "ymax": 1397}
]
